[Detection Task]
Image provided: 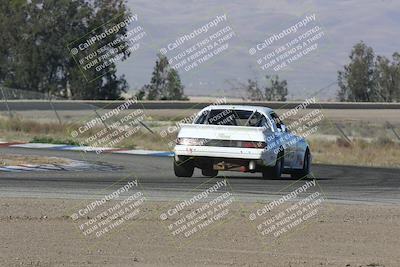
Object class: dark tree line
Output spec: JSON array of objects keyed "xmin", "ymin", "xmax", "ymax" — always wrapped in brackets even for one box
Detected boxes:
[
  {"xmin": 338, "ymin": 41, "xmax": 400, "ymax": 102},
  {"xmin": 1, "ymin": 1, "xmax": 398, "ymax": 103},
  {"xmin": 244, "ymin": 75, "xmax": 288, "ymax": 101},
  {"xmin": 0, "ymin": 0, "xmax": 130, "ymax": 100}
]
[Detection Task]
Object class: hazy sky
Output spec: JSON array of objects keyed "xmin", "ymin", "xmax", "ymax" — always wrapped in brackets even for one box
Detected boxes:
[{"xmin": 116, "ymin": 0, "xmax": 400, "ymax": 100}]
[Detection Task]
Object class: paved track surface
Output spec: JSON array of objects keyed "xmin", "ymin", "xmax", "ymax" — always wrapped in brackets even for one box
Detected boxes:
[{"xmin": 0, "ymin": 147, "xmax": 399, "ymax": 204}]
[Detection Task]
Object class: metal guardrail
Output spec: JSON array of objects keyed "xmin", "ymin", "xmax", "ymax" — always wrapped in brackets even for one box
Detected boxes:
[{"xmin": 0, "ymin": 100, "xmax": 400, "ymax": 110}]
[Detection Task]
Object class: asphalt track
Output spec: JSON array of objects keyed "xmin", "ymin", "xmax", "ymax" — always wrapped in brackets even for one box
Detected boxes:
[{"xmin": 0, "ymin": 147, "xmax": 399, "ymax": 204}]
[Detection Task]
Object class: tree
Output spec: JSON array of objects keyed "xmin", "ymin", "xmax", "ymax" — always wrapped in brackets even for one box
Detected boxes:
[
  {"xmin": 338, "ymin": 42, "xmax": 376, "ymax": 102},
  {"xmin": 165, "ymin": 69, "xmax": 186, "ymax": 100},
  {"xmin": 243, "ymin": 75, "xmax": 288, "ymax": 101},
  {"xmin": 338, "ymin": 41, "xmax": 400, "ymax": 102},
  {"xmin": 265, "ymin": 75, "xmax": 288, "ymax": 101},
  {"xmin": 134, "ymin": 87, "xmax": 146, "ymax": 101},
  {"xmin": 391, "ymin": 53, "xmax": 400, "ymax": 101},
  {"xmin": 245, "ymin": 79, "xmax": 264, "ymax": 101},
  {"xmin": 140, "ymin": 54, "xmax": 187, "ymax": 100},
  {"xmin": 0, "ymin": 0, "xmax": 130, "ymax": 99},
  {"xmin": 373, "ymin": 53, "xmax": 400, "ymax": 102}
]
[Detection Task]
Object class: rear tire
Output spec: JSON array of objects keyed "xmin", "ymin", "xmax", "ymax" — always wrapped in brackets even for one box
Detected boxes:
[
  {"xmin": 262, "ymin": 152, "xmax": 284, "ymax": 179},
  {"xmin": 174, "ymin": 158, "xmax": 194, "ymax": 177},
  {"xmin": 201, "ymin": 169, "xmax": 218, "ymax": 177},
  {"xmin": 290, "ymin": 149, "xmax": 311, "ymax": 179}
]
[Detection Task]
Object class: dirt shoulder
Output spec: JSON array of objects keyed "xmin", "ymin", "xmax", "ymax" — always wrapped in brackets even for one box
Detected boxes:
[
  {"xmin": 0, "ymin": 197, "xmax": 398, "ymax": 266},
  {"xmin": 0, "ymin": 154, "xmax": 70, "ymax": 167}
]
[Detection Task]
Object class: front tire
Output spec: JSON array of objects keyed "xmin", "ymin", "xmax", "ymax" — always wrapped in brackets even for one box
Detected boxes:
[
  {"xmin": 174, "ymin": 158, "xmax": 194, "ymax": 177},
  {"xmin": 262, "ymin": 152, "xmax": 284, "ymax": 179},
  {"xmin": 291, "ymin": 149, "xmax": 311, "ymax": 179}
]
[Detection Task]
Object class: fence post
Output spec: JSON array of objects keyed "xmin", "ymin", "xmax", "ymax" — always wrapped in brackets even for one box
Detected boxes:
[
  {"xmin": 386, "ymin": 121, "xmax": 400, "ymax": 141},
  {"xmin": 0, "ymin": 86, "xmax": 13, "ymax": 118},
  {"xmin": 48, "ymin": 95, "xmax": 62, "ymax": 125},
  {"xmin": 334, "ymin": 123, "xmax": 353, "ymax": 145},
  {"xmin": 93, "ymin": 109, "xmax": 111, "ymax": 131}
]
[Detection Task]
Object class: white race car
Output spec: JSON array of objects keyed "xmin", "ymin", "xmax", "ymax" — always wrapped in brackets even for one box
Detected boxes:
[{"xmin": 173, "ymin": 105, "xmax": 311, "ymax": 179}]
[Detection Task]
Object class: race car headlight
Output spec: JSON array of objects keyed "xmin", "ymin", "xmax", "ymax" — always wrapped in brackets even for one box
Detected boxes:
[{"xmin": 176, "ymin": 137, "xmax": 207, "ymax": 146}]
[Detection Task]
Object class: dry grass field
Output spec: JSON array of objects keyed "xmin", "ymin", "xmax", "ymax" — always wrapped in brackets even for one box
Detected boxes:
[{"xmin": 1, "ymin": 108, "xmax": 400, "ymax": 168}]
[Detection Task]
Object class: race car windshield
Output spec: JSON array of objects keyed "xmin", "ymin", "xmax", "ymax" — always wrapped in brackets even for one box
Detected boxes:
[{"xmin": 195, "ymin": 109, "xmax": 264, "ymax": 127}]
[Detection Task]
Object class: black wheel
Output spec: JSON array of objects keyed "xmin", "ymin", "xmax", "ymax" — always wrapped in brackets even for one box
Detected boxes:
[
  {"xmin": 201, "ymin": 168, "xmax": 218, "ymax": 177},
  {"xmin": 174, "ymin": 158, "xmax": 194, "ymax": 177},
  {"xmin": 262, "ymin": 152, "xmax": 284, "ymax": 179},
  {"xmin": 291, "ymin": 149, "xmax": 311, "ymax": 179}
]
